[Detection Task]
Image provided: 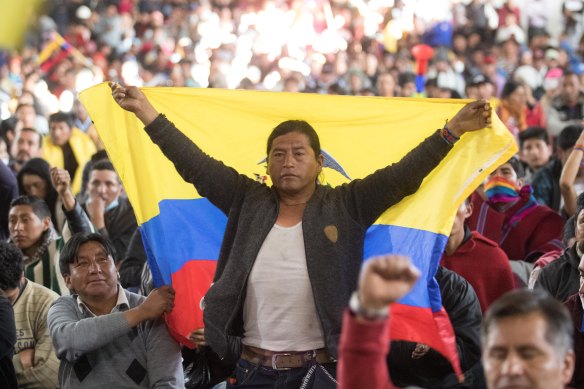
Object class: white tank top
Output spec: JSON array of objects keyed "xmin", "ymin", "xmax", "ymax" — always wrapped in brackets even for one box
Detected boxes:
[{"xmin": 242, "ymin": 222, "xmax": 325, "ymax": 351}]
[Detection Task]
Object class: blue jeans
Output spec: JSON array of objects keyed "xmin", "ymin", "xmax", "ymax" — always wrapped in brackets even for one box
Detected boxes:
[{"xmin": 226, "ymin": 359, "xmax": 337, "ymax": 388}]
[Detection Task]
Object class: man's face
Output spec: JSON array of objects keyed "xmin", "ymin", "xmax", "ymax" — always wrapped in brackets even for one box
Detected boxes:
[
  {"xmin": 489, "ymin": 162, "xmax": 520, "ymax": 186},
  {"xmin": 579, "ymin": 252, "xmax": 584, "ymax": 297},
  {"xmin": 21, "ymin": 174, "xmax": 48, "ymax": 200},
  {"xmin": 400, "ymin": 82, "xmax": 416, "ymax": 97},
  {"xmin": 64, "ymin": 240, "xmax": 118, "ymax": 300},
  {"xmin": 267, "ymin": 132, "xmax": 323, "ymax": 198},
  {"xmin": 576, "ymin": 210, "xmax": 584, "ymax": 242},
  {"xmin": 49, "ymin": 121, "xmax": 72, "ymax": 146},
  {"xmin": 561, "ymin": 74, "xmax": 581, "ymax": 105},
  {"xmin": 483, "ymin": 313, "xmax": 574, "ymax": 389},
  {"xmin": 507, "ymin": 85, "xmax": 527, "ymax": 110},
  {"xmin": 12, "ymin": 131, "xmax": 41, "ymax": 162},
  {"xmin": 15, "ymin": 106, "xmax": 36, "ymax": 127},
  {"xmin": 88, "ymin": 169, "xmax": 122, "ymax": 208},
  {"xmin": 520, "ymin": 139, "xmax": 551, "ymax": 170},
  {"xmin": 377, "ymin": 74, "xmax": 395, "ymax": 97},
  {"xmin": 8, "ymin": 205, "xmax": 50, "ymax": 251},
  {"xmin": 478, "ymin": 83, "xmax": 494, "ymax": 100},
  {"xmin": 449, "ymin": 202, "xmax": 472, "ymax": 239}
]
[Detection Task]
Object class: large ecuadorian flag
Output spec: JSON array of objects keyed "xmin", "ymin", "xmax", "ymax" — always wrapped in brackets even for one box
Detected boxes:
[{"xmin": 80, "ymin": 83, "xmax": 516, "ymax": 374}]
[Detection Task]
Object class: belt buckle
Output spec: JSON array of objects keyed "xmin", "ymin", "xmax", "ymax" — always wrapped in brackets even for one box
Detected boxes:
[{"xmin": 271, "ymin": 353, "xmax": 292, "ymax": 370}]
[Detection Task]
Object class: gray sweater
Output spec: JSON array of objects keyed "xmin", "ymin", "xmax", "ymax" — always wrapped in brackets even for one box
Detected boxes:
[
  {"xmin": 144, "ymin": 114, "xmax": 452, "ymax": 362},
  {"xmin": 48, "ymin": 288, "xmax": 183, "ymax": 388}
]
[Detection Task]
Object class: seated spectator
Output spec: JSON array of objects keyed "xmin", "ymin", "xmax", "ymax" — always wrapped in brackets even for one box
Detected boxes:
[
  {"xmin": 8, "ymin": 192, "xmax": 92, "ymax": 294},
  {"xmin": 545, "ymin": 70, "xmax": 584, "ymax": 137},
  {"xmin": 13, "ymin": 103, "xmax": 48, "ymax": 136},
  {"xmin": 481, "ymin": 289, "xmax": 575, "ymax": 389},
  {"xmin": 563, "ymin": 265, "xmax": 584, "ymax": 388},
  {"xmin": 83, "ymin": 160, "xmax": 138, "ymax": 258},
  {"xmin": 13, "ymin": 104, "xmax": 47, "ymax": 136},
  {"xmin": 535, "ymin": 193, "xmax": 584, "ymax": 302},
  {"xmin": 496, "ymin": 80, "xmax": 530, "ymax": 138},
  {"xmin": 465, "ymin": 73, "xmax": 496, "ymax": 102},
  {"xmin": 518, "ymin": 126, "xmax": 552, "ymax": 183},
  {"xmin": 0, "ymin": 294, "xmax": 17, "ymax": 389},
  {"xmin": 17, "ymin": 158, "xmax": 61, "ymax": 231},
  {"xmin": 0, "ymin": 242, "xmax": 59, "ymax": 388},
  {"xmin": 338, "ymin": 255, "xmax": 419, "ymax": 389},
  {"xmin": 397, "ymin": 72, "xmax": 416, "ymax": 97},
  {"xmin": 467, "ymin": 157, "xmax": 564, "ymax": 266},
  {"xmin": 8, "ymin": 127, "xmax": 42, "ymax": 174},
  {"xmin": 532, "ymin": 124, "xmax": 582, "ymax": 212},
  {"xmin": 0, "ymin": 161, "xmax": 18, "ymax": 241},
  {"xmin": 441, "ymin": 199, "xmax": 515, "ymax": 313},
  {"xmin": 41, "ymin": 112, "xmax": 96, "ymax": 195},
  {"xmin": 529, "ymin": 214, "xmax": 576, "ymax": 288},
  {"xmin": 387, "ymin": 266, "xmax": 483, "ymax": 388},
  {"xmin": 48, "ymin": 233, "xmax": 183, "ymax": 387},
  {"xmin": 376, "ymin": 72, "xmax": 396, "ymax": 97},
  {"xmin": 560, "ymin": 123, "xmax": 584, "ymax": 216}
]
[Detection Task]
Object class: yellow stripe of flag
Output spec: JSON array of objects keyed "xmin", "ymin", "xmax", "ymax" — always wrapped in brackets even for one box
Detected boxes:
[{"xmin": 79, "ymin": 83, "xmax": 516, "ymax": 236}]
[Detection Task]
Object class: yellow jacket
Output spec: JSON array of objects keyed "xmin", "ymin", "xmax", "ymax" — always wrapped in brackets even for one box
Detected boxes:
[{"xmin": 42, "ymin": 128, "xmax": 96, "ymax": 195}]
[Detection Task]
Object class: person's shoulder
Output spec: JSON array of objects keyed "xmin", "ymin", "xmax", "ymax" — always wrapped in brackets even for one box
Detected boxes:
[
  {"xmin": 532, "ymin": 158, "xmax": 559, "ymax": 178},
  {"xmin": 124, "ymin": 289, "xmax": 146, "ymax": 307},
  {"xmin": 25, "ymin": 280, "xmax": 60, "ymax": 301},
  {"xmin": 539, "ymin": 249, "xmax": 572, "ymax": 272},
  {"xmin": 532, "ymin": 203, "xmax": 563, "ymax": 222},
  {"xmin": 469, "ymin": 230, "xmax": 501, "ymax": 248}
]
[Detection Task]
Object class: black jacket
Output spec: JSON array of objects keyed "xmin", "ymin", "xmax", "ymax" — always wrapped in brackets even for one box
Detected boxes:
[
  {"xmin": 0, "ymin": 297, "xmax": 17, "ymax": 389},
  {"xmin": 388, "ymin": 267, "xmax": 483, "ymax": 388},
  {"xmin": 535, "ymin": 244, "xmax": 580, "ymax": 302}
]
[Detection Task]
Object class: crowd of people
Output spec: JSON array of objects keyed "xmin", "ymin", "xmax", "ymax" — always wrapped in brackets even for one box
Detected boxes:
[{"xmin": 1, "ymin": 0, "xmax": 584, "ymax": 388}]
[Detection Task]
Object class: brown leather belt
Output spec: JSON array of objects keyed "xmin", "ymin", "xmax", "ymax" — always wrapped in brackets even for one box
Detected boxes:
[{"xmin": 241, "ymin": 345, "xmax": 335, "ymax": 370}]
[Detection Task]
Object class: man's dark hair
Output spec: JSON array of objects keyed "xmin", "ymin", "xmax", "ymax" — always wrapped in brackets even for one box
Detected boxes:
[
  {"xmin": 0, "ymin": 242, "xmax": 24, "ymax": 291},
  {"xmin": 19, "ymin": 127, "xmax": 43, "ymax": 148},
  {"xmin": 565, "ymin": 215, "xmax": 576, "ymax": 245},
  {"xmin": 266, "ymin": 120, "xmax": 321, "ymax": 158},
  {"xmin": 10, "ymin": 195, "xmax": 51, "ymax": 220},
  {"xmin": 557, "ymin": 125, "xmax": 583, "ymax": 151},
  {"xmin": 48, "ymin": 111, "xmax": 73, "ymax": 129},
  {"xmin": 90, "ymin": 160, "xmax": 116, "ymax": 174},
  {"xmin": 89, "ymin": 160, "xmax": 121, "ymax": 184},
  {"xmin": 507, "ymin": 156, "xmax": 525, "ymax": 178},
  {"xmin": 574, "ymin": 192, "xmax": 584, "ymax": 223},
  {"xmin": 59, "ymin": 233, "xmax": 117, "ymax": 277},
  {"xmin": 518, "ymin": 127, "xmax": 549, "ymax": 148},
  {"xmin": 481, "ymin": 289, "xmax": 574, "ymax": 356},
  {"xmin": 398, "ymin": 72, "xmax": 416, "ymax": 88},
  {"xmin": 501, "ymin": 80, "xmax": 522, "ymax": 99},
  {"xmin": 562, "ymin": 69, "xmax": 577, "ymax": 80}
]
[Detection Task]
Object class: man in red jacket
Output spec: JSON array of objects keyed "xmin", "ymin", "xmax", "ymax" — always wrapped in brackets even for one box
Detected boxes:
[{"xmin": 441, "ymin": 198, "xmax": 515, "ymax": 313}]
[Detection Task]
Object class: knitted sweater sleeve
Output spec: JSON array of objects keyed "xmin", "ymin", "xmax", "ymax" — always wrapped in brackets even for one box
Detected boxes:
[
  {"xmin": 344, "ymin": 131, "xmax": 452, "ymax": 226},
  {"xmin": 145, "ymin": 317, "xmax": 185, "ymax": 388},
  {"xmin": 143, "ymin": 114, "xmax": 254, "ymax": 214},
  {"xmin": 48, "ymin": 297, "xmax": 131, "ymax": 362}
]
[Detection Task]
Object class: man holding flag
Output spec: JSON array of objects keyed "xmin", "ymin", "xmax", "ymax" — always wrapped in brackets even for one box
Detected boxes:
[{"xmin": 110, "ymin": 82, "xmax": 491, "ymax": 387}]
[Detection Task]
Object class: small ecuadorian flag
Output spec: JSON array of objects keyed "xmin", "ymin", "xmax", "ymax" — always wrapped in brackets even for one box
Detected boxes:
[{"xmin": 80, "ymin": 83, "xmax": 516, "ymax": 376}]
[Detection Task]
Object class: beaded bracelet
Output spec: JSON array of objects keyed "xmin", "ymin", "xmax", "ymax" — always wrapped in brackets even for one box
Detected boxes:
[
  {"xmin": 574, "ymin": 144, "xmax": 584, "ymax": 153},
  {"xmin": 440, "ymin": 120, "xmax": 460, "ymax": 145}
]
